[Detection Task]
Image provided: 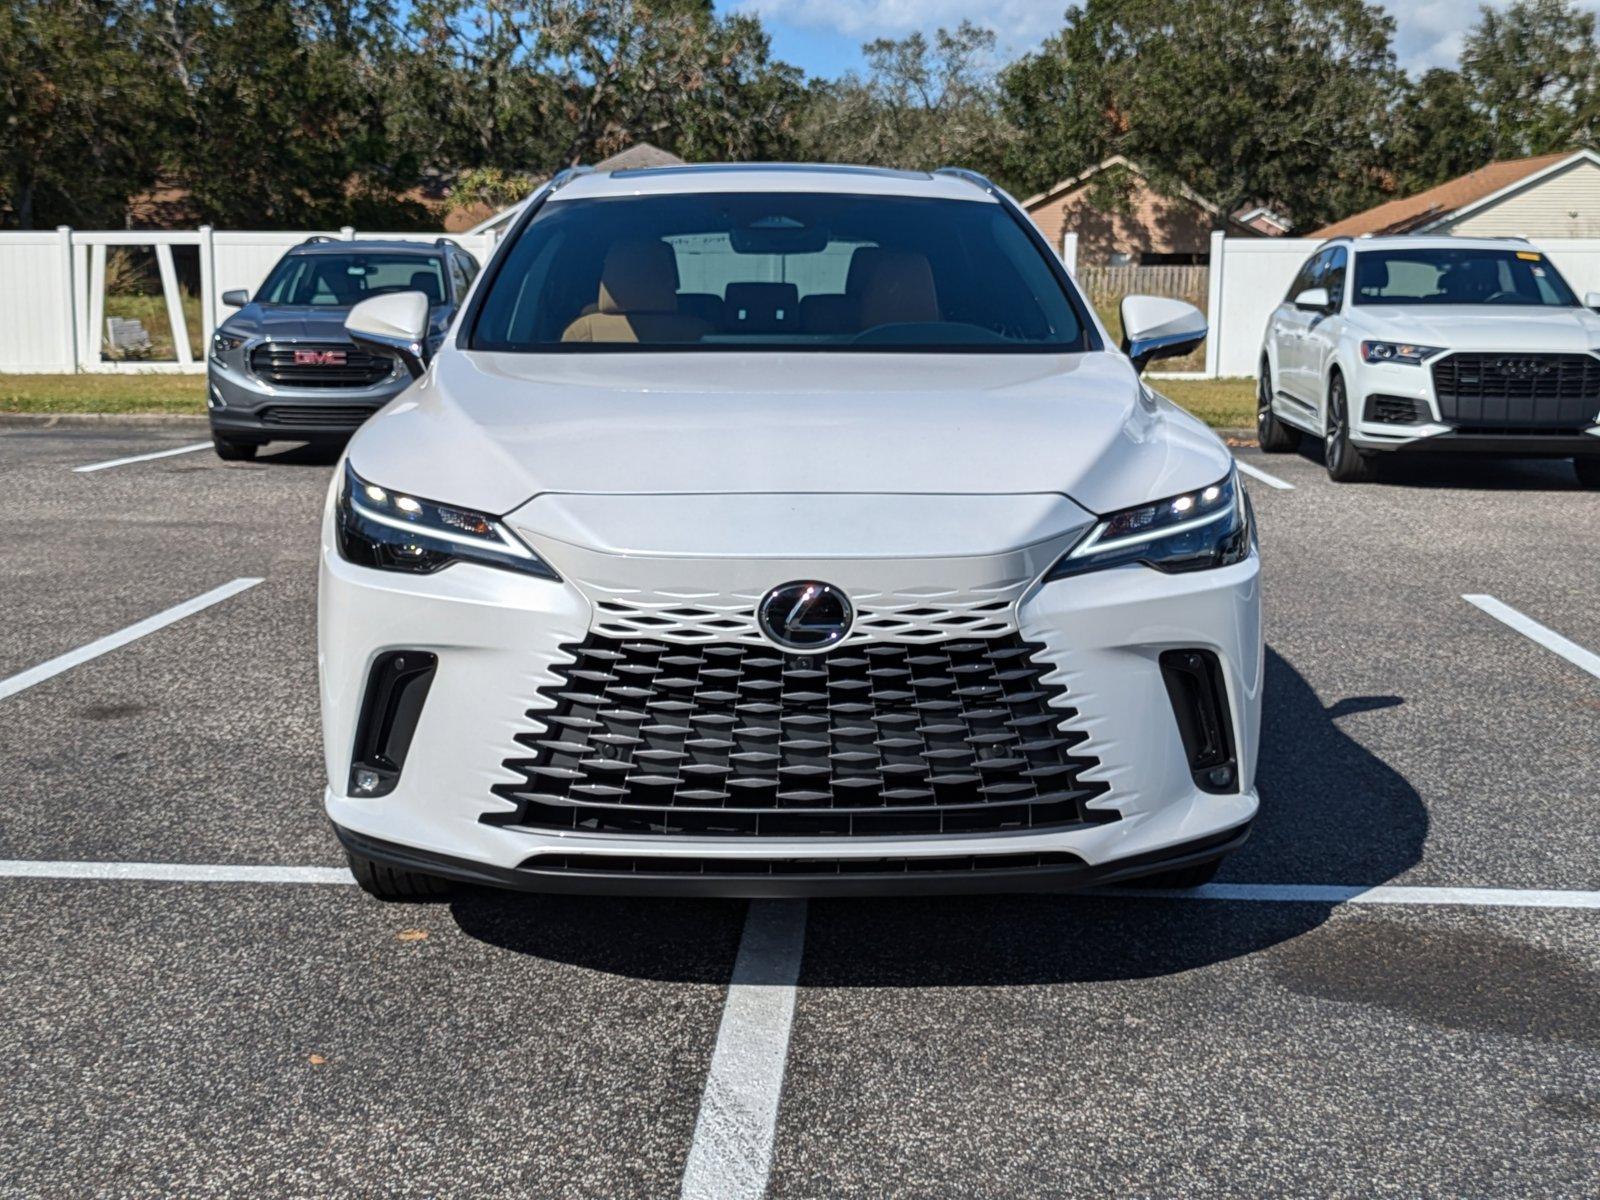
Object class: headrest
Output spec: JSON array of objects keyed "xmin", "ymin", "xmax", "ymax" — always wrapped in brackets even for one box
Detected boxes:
[
  {"xmin": 408, "ymin": 270, "xmax": 442, "ymax": 305},
  {"xmin": 845, "ymin": 247, "xmax": 887, "ymax": 296},
  {"xmin": 725, "ymin": 282, "xmax": 800, "ymax": 328},
  {"xmin": 1356, "ymin": 257, "xmax": 1391, "ymax": 293},
  {"xmin": 599, "ymin": 239, "xmax": 680, "ymax": 314},
  {"xmin": 855, "ymin": 250, "xmax": 939, "ymax": 329}
]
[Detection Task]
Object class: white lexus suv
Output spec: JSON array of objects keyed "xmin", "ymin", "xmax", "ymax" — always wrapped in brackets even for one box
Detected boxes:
[
  {"xmin": 319, "ymin": 163, "xmax": 1262, "ymax": 900},
  {"xmin": 1258, "ymin": 234, "xmax": 1600, "ymax": 483}
]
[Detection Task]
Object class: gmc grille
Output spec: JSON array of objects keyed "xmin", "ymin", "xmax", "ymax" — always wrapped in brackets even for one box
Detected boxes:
[
  {"xmin": 1431, "ymin": 353, "xmax": 1600, "ymax": 431},
  {"xmin": 250, "ymin": 342, "xmax": 393, "ymax": 389},
  {"xmin": 489, "ymin": 634, "xmax": 1114, "ymax": 839},
  {"xmin": 258, "ymin": 404, "xmax": 381, "ymax": 429}
]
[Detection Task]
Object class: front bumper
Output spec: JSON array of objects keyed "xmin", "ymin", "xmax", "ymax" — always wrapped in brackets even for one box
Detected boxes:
[
  {"xmin": 318, "ymin": 493, "xmax": 1262, "ymax": 896},
  {"xmin": 207, "ymin": 360, "xmax": 410, "ymax": 442}
]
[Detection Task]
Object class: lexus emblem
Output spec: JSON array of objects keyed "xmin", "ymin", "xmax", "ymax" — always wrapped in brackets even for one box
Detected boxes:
[
  {"xmin": 294, "ymin": 348, "xmax": 347, "ymax": 365},
  {"xmin": 758, "ymin": 581, "xmax": 853, "ymax": 652}
]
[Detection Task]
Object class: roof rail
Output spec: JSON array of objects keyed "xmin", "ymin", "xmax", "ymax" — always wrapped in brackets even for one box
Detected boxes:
[
  {"xmin": 547, "ymin": 165, "xmax": 593, "ymax": 195},
  {"xmin": 302, "ymin": 234, "xmax": 341, "ymax": 244},
  {"xmin": 933, "ymin": 167, "xmax": 1000, "ymax": 196},
  {"xmin": 434, "ymin": 236, "xmax": 463, "ymax": 251}
]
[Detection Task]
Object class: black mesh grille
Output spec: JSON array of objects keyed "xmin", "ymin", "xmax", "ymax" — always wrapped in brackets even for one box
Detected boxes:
[
  {"xmin": 1431, "ymin": 353, "xmax": 1600, "ymax": 430},
  {"xmin": 258, "ymin": 403, "xmax": 381, "ymax": 428},
  {"xmin": 489, "ymin": 634, "xmax": 1113, "ymax": 838},
  {"xmin": 250, "ymin": 342, "xmax": 393, "ymax": 388},
  {"xmin": 1364, "ymin": 393, "xmax": 1426, "ymax": 424}
]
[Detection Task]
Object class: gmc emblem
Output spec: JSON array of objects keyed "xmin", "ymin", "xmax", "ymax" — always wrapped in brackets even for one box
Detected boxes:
[{"xmin": 294, "ymin": 348, "xmax": 347, "ymax": 366}]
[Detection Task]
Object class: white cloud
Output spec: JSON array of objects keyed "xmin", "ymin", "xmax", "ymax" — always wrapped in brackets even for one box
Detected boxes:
[{"xmin": 735, "ymin": 0, "xmax": 1600, "ymax": 76}]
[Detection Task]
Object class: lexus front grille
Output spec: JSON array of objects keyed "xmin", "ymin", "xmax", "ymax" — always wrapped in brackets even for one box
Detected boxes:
[
  {"xmin": 1431, "ymin": 353, "xmax": 1600, "ymax": 431},
  {"xmin": 489, "ymin": 634, "xmax": 1113, "ymax": 838}
]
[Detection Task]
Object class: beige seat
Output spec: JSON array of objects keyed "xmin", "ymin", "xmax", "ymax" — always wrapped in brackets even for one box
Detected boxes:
[
  {"xmin": 855, "ymin": 250, "xmax": 940, "ymax": 330},
  {"xmin": 561, "ymin": 240, "xmax": 712, "ymax": 344}
]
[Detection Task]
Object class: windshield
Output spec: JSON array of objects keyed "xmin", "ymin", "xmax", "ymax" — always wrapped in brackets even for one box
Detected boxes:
[
  {"xmin": 258, "ymin": 253, "xmax": 447, "ymax": 307},
  {"xmin": 1353, "ymin": 248, "xmax": 1579, "ymax": 308},
  {"xmin": 468, "ymin": 193, "xmax": 1092, "ymax": 352}
]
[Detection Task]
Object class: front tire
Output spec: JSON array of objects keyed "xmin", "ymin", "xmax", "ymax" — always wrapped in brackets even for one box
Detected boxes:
[
  {"xmin": 1575, "ymin": 458, "xmax": 1600, "ymax": 488},
  {"xmin": 212, "ymin": 434, "xmax": 259, "ymax": 462},
  {"xmin": 346, "ymin": 849, "xmax": 456, "ymax": 901},
  {"xmin": 1323, "ymin": 374, "xmax": 1375, "ymax": 483},
  {"xmin": 1256, "ymin": 359, "xmax": 1300, "ymax": 452}
]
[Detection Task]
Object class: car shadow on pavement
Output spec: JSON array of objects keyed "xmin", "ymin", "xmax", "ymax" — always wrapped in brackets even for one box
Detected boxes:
[{"xmin": 449, "ymin": 646, "xmax": 1430, "ymax": 985}]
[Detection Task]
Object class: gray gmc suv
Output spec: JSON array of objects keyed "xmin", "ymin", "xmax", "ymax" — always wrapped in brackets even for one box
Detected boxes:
[{"xmin": 207, "ymin": 237, "xmax": 479, "ymax": 459}]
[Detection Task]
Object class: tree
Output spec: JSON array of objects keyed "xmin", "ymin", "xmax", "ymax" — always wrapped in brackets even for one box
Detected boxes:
[
  {"xmin": 796, "ymin": 22, "xmax": 1012, "ymax": 175},
  {"xmin": 1387, "ymin": 68, "xmax": 1498, "ymax": 193},
  {"xmin": 0, "ymin": 0, "xmax": 164, "ymax": 228},
  {"xmin": 998, "ymin": 0, "xmax": 1403, "ymax": 230},
  {"xmin": 1459, "ymin": 0, "xmax": 1600, "ymax": 156}
]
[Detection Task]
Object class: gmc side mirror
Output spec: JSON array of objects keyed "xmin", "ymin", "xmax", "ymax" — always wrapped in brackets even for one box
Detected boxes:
[{"xmin": 221, "ymin": 289, "xmax": 250, "ymax": 308}]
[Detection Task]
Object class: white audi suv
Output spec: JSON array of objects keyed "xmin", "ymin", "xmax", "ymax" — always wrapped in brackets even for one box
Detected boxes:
[
  {"xmin": 318, "ymin": 164, "xmax": 1262, "ymax": 900},
  {"xmin": 1258, "ymin": 234, "xmax": 1600, "ymax": 483}
]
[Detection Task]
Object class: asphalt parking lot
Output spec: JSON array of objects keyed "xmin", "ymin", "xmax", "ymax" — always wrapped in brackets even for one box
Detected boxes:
[{"xmin": 2, "ymin": 416, "xmax": 1598, "ymax": 1199}]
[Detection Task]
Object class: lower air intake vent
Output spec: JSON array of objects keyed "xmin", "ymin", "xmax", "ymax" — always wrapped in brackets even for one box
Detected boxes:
[
  {"xmin": 489, "ymin": 634, "xmax": 1113, "ymax": 838},
  {"xmin": 1364, "ymin": 393, "xmax": 1425, "ymax": 425}
]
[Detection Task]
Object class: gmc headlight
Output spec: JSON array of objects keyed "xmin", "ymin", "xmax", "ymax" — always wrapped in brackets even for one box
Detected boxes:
[
  {"xmin": 336, "ymin": 462, "xmax": 558, "ymax": 579},
  {"xmin": 1361, "ymin": 340, "xmax": 1443, "ymax": 365},
  {"xmin": 211, "ymin": 331, "xmax": 246, "ymax": 356},
  {"xmin": 1047, "ymin": 470, "xmax": 1251, "ymax": 580}
]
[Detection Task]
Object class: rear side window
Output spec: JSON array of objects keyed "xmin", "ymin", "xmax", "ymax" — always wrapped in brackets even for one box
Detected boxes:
[{"xmin": 468, "ymin": 192, "xmax": 1092, "ymax": 353}]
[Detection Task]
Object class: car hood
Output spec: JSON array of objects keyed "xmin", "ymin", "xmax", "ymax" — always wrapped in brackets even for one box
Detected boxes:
[
  {"xmin": 346, "ymin": 349, "xmax": 1232, "ymax": 518},
  {"xmin": 223, "ymin": 303, "xmax": 452, "ymax": 340},
  {"xmin": 1350, "ymin": 305, "xmax": 1600, "ymax": 352}
]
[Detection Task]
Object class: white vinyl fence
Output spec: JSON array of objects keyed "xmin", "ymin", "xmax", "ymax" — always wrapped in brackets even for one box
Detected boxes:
[
  {"xmin": 0, "ymin": 226, "xmax": 497, "ymax": 374},
  {"xmin": 4, "ymin": 225, "xmax": 1599, "ymax": 377}
]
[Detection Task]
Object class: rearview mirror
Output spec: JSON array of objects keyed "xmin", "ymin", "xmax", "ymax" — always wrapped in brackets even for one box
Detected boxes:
[
  {"xmin": 1294, "ymin": 287, "xmax": 1331, "ymax": 312},
  {"xmin": 346, "ymin": 291, "xmax": 431, "ymax": 380},
  {"xmin": 1120, "ymin": 295, "xmax": 1207, "ymax": 373},
  {"xmin": 221, "ymin": 289, "xmax": 249, "ymax": 308}
]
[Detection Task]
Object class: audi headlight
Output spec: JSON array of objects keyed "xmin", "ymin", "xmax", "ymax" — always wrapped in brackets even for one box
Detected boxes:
[
  {"xmin": 1361, "ymin": 340, "xmax": 1443, "ymax": 365},
  {"xmin": 211, "ymin": 331, "xmax": 246, "ymax": 357},
  {"xmin": 1047, "ymin": 470, "xmax": 1252, "ymax": 580},
  {"xmin": 336, "ymin": 462, "xmax": 558, "ymax": 579}
]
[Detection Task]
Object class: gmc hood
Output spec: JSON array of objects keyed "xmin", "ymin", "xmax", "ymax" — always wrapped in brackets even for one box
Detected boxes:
[
  {"xmin": 346, "ymin": 350, "xmax": 1232, "ymax": 517},
  {"xmin": 1351, "ymin": 305, "xmax": 1600, "ymax": 352}
]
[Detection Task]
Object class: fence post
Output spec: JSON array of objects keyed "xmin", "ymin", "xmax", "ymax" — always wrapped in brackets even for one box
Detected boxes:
[
  {"xmin": 340, "ymin": 225, "xmax": 356, "ymax": 241},
  {"xmin": 56, "ymin": 227, "xmax": 78, "ymax": 373},
  {"xmin": 87, "ymin": 244, "xmax": 107, "ymax": 371},
  {"xmin": 1061, "ymin": 231, "xmax": 1079, "ymax": 276},
  {"xmin": 1205, "ymin": 230, "xmax": 1226, "ymax": 379},
  {"xmin": 199, "ymin": 225, "xmax": 216, "ymax": 349}
]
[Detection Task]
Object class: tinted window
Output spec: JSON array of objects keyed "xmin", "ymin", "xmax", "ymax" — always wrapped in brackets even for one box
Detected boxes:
[
  {"xmin": 1323, "ymin": 246, "xmax": 1348, "ymax": 307},
  {"xmin": 1285, "ymin": 254, "xmax": 1319, "ymax": 302},
  {"xmin": 469, "ymin": 193, "xmax": 1091, "ymax": 352},
  {"xmin": 1353, "ymin": 248, "xmax": 1579, "ymax": 307},
  {"xmin": 259, "ymin": 254, "xmax": 446, "ymax": 307}
]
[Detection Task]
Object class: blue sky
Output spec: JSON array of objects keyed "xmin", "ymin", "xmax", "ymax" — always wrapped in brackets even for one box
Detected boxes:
[{"xmin": 719, "ymin": 0, "xmax": 1600, "ymax": 80}]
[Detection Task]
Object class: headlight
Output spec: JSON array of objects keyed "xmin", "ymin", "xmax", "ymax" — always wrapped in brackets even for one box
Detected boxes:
[
  {"xmin": 1046, "ymin": 470, "xmax": 1251, "ymax": 580},
  {"xmin": 211, "ymin": 331, "xmax": 246, "ymax": 356},
  {"xmin": 1361, "ymin": 340, "xmax": 1443, "ymax": 365},
  {"xmin": 336, "ymin": 462, "xmax": 559, "ymax": 580}
]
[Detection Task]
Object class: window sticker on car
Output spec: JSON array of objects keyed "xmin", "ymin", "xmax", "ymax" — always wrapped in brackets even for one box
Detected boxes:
[{"xmin": 1516, "ymin": 251, "xmax": 1541, "ymax": 261}]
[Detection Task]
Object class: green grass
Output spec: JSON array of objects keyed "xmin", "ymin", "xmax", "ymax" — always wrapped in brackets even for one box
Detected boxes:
[
  {"xmin": 0, "ymin": 373, "xmax": 206, "ymax": 415},
  {"xmin": 0, "ymin": 369, "xmax": 1260, "ymax": 431},
  {"xmin": 103, "ymin": 292, "xmax": 207, "ymax": 361},
  {"xmin": 1152, "ymin": 377, "xmax": 1255, "ymax": 430}
]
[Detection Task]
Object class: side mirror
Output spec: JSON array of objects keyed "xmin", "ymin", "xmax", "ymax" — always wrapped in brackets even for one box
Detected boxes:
[
  {"xmin": 346, "ymin": 291, "xmax": 431, "ymax": 380},
  {"xmin": 1294, "ymin": 287, "xmax": 1332, "ymax": 312},
  {"xmin": 1585, "ymin": 291, "xmax": 1600, "ymax": 311},
  {"xmin": 1120, "ymin": 295, "xmax": 1207, "ymax": 373},
  {"xmin": 221, "ymin": 289, "xmax": 249, "ymax": 308}
]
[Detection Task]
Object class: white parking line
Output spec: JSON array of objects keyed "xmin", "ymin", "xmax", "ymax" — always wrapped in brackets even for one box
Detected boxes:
[
  {"xmin": 1463, "ymin": 594, "xmax": 1600, "ymax": 682},
  {"xmin": 681, "ymin": 899, "xmax": 807, "ymax": 1200},
  {"xmin": 1234, "ymin": 459, "xmax": 1295, "ymax": 490},
  {"xmin": 0, "ymin": 860, "xmax": 353, "ymax": 885},
  {"xmin": 73, "ymin": 442, "xmax": 212, "ymax": 473},
  {"xmin": 0, "ymin": 577, "xmax": 263, "ymax": 701}
]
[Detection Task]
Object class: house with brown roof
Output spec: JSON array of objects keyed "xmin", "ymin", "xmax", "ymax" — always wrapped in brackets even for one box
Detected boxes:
[
  {"xmin": 1022, "ymin": 156, "xmax": 1264, "ymax": 266},
  {"xmin": 1313, "ymin": 149, "xmax": 1600, "ymax": 239}
]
